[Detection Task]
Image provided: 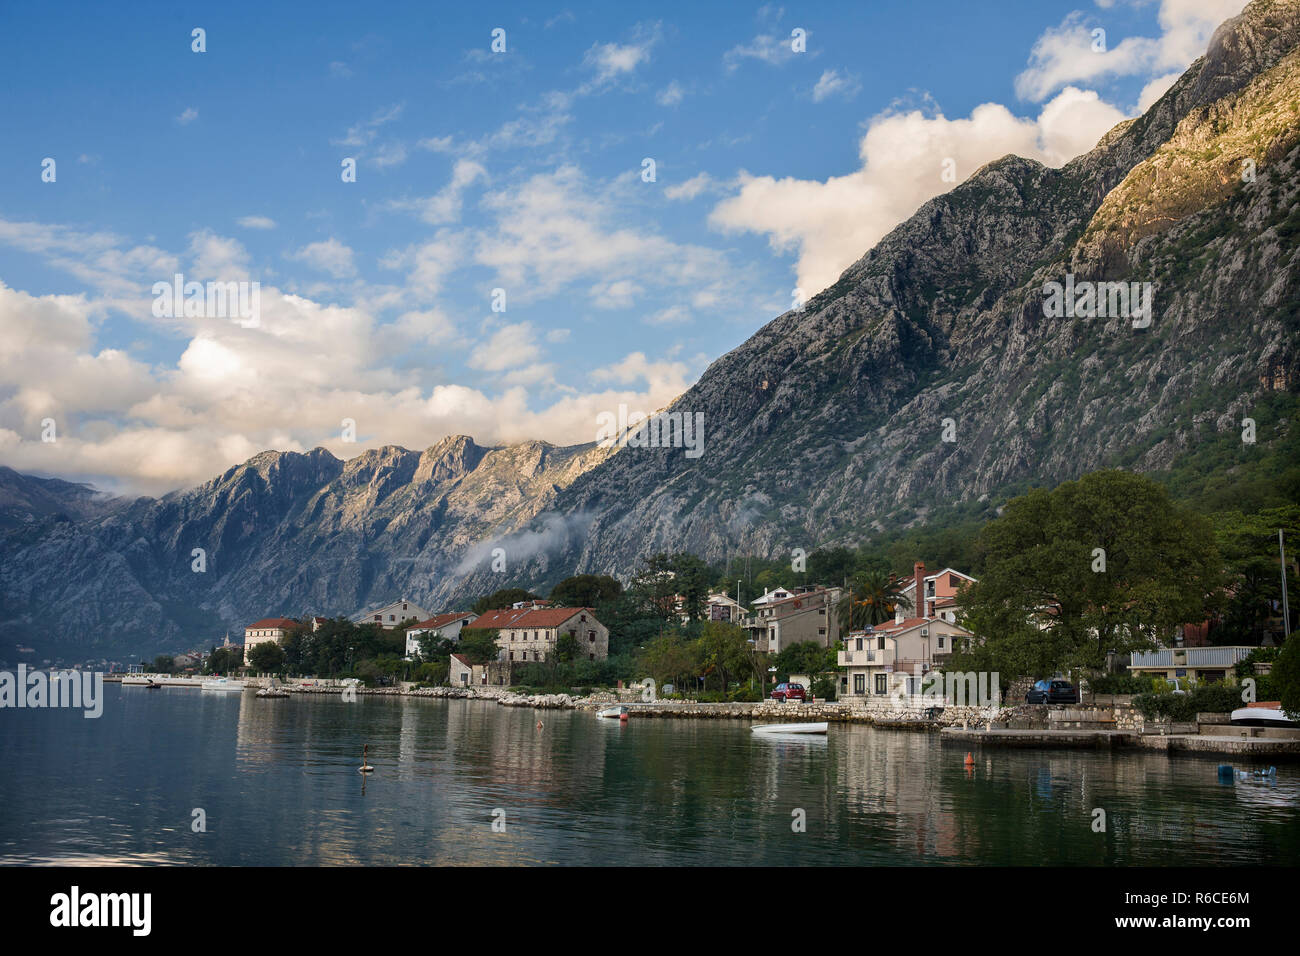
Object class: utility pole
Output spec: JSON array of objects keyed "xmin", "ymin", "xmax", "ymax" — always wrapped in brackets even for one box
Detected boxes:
[{"xmin": 1281, "ymin": 529, "xmax": 1292, "ymax": 638}]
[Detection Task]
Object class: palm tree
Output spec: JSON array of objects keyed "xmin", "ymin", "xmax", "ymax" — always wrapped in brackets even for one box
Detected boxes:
[{"xmin": 839, "ymin": 570, "xmax": 914, "ymax": 631}]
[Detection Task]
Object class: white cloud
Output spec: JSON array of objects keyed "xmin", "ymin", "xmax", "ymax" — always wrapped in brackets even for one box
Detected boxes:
[
  {"xmin": 1015, "ymin": 0, "xmax": 1248, "ymax": 101},
  {"xmin": 812, "ymin": 69, "xmax": 861, "ymax": 102},
  {"xmin": 710, "ymin": 87, "xmax": 1128, "ymax": 297},
  {"xmin": 176, "ymin": 107, "xmax": 198, "ymax": 125},
  {"xmin": 189, "ymin": 231, "xmax": 251, "ymax": 281},
  {"xmin": 580, "ymin": 24, "xmax": 660, "ymax": 89},
  {"xmin": 334, "ymin": 103, "xmax": 404, "ymax": 147},
  {"xmin": 388, "ymin": 159, "xmax": 486, "ymax": 225},
  {"xmin": 665, "ymin": 173, "xmax": 715, "ymax": 201},
  {"xmin": 468, "ymin": 321, "xmax": 541, "ymax": 373},
  {"xmin": 1137, "ymin": 70, "xmax": 1182, "ymax": 112},
  {"xmin": 656, "ymin": 81, "xmax": 685, "ymax": 106},
  {"xmin": 286, "ymin": 238, "xmax": 356, "ymax": 278},
  {"xmin": 237, "ymin": 215, "xmax": 277, "ymax": 230},
  {"xmin": 723, "ymin": 29, "xmax": 809, "ymax": 71},
  {"xmin": 474, "ymin": 165, "xmax": 738, "ymax": 307}
]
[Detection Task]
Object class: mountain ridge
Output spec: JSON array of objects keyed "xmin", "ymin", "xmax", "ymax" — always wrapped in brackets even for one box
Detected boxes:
[{"xmin": 2, "ymin": 0, "xmax": 1298, "ymax": 656}]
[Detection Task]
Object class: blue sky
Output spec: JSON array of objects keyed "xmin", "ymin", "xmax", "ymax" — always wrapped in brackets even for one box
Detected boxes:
[{"xmin": 0, "ymin": 0, "xmax": 1246, "ymax": 493}]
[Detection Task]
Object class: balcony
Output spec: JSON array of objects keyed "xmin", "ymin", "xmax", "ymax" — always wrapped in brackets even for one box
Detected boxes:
[{"xmin": 838, "ymin": 647, "xmax": 890, "ymax": 667}]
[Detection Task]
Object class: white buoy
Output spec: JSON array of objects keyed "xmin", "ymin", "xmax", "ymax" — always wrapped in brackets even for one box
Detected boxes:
[{"xmin": 359, "ymin": 744, "xmax": 374, "ymax": 774}]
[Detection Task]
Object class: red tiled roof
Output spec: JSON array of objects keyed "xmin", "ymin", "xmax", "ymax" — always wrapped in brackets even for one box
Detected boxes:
[
  {"xmin": 450, "ymin": 653, "xmax": 472, "ymax": 667},
  {"xmin": 511, "ymin": 607, "xmax": 596, "ymax": 628},
  {"xmin": 464, "ymin": 607, "xmax": 597, "ymax": 630},
  {"xmin": 463, "ymin": 607, "xmax": 533, "ymax": 630},
  {"xmin": 766, "ymin": 588, "xmax": 832, "ymax": 609},
  {"xmin": 247, "ymin": 617, "xmax": 297, "ymax": 629},
  {"xmin": 414, "ymin": 612, "xmax": 476, "ymax": 629},
  {"xmin": 878, "ymin": 617, "xmax": 928, "ymax": 632}
]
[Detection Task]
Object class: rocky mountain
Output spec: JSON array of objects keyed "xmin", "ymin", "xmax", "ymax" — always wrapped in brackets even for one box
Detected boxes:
[
  {"xmin": 2, "ymin": 0, "xmax": 1298, "ymax": 657},
  {"xmin": 0, "ymin": 467, "xmax": 123, "ymax": 531}
]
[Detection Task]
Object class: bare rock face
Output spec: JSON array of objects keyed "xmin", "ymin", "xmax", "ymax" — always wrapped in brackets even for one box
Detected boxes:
[{"xmin": 3, "ymin": 0, "xmax": 1299, "ymax": 656}]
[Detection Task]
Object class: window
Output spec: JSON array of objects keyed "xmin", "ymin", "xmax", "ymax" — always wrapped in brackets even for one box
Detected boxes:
[
  {"xmin": 878, "ymin": 636, "xmax": 885, "ymax": 650},
  {"xmin": 875, "ymin": 674, "xmax": 888, "ymax": 694},
  {"xmin": 588, "ymin": 632, "xmax": 595, "ymax": 642},
  {"xmin": 938, "ymin": 636, "xmax": 945, "ymax": 649},
  {"xmin": 855, "ymin": 638, "xmax": 863, "ymax": 651},
  {"xmin": 818, "ymin": 609, "xmax": 825, "ymax": 615},
  {"xmin": 580, "ymin": 614, "xmax": 587, "ymax": 622},
  {"xmin": 854, "ymin": 674, "xmax": 866, "ymax": 694},
  {"xmin": 818, "ymin": 628, "xmax": 826, "ymax": 635}
]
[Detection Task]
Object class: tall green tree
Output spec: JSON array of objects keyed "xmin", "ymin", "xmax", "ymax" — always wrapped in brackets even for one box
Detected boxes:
[
  {"xmin": 457, "ymin": 628, "xmax": 501, "ymax": 665},
  {"xmin": 955, "ymin": 470, "xmax": 1222, "ymax": 677},
  {"xmin": 839, "ymin": 570, "xmax": 913, "ymax": 631},
  {"xmin": 1209, "ymin": 506, "xmax": 1300, "ymax": 645},
  {"xmin": 693, "ymin": 621, "xmax": 753, "ymax": 691},
  {"xmin": 549, "ymin": 574, "xmax": 624, "ymax": 607},
  {"xmin": 471, "ymin": 589, "xmax": 541, "ymax": 614},
  {"xmin": 247, "ymin": 641, "xmax": 286, "ymax": 673},
  {"xmin": 1271, "ymin": 631, "xmax": 1300, "ymax": 718}
]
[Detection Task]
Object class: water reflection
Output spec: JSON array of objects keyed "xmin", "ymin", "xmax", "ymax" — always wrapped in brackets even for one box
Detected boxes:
[{"xmin": 1, "ymin": 684, "xmax": 1296, "ymax": 866}]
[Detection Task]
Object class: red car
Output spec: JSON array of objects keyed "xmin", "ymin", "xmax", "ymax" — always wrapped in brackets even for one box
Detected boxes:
[{"xmin": 770, "ymin": 682, "xmax": 806, "ymax": 702}]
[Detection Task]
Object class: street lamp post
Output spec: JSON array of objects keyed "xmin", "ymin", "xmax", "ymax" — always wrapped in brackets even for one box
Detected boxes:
[{"xmin": 1280, "ymin": 529, "xmax": 1292, "ymax": 638}]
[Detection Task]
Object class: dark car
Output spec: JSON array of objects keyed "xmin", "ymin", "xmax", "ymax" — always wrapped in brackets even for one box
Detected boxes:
[
  {"xmin": 770, "ymin": 682, "xmax": 807, "ymax": 702},
  {"xmin": 1026, "ymin": 679, "xmax": 1078, "ymax": 704}
]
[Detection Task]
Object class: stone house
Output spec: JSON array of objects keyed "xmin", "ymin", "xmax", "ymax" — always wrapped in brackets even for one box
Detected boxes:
[
  {"xmin": 460, "ymin": 607, "xmax": 610, "ymax": 663},
  {"xmin": 243, "ymin": 617, "xmax": 298, "ymax": 664},
  {"xmin": 838, "ymin": 616, "xmax": 974, "ymax": 700},
  {"xmin": 743, "ymin": 586, "xmax": 842, "ymax": 653},
  {"xmin": 405, "ymin": 612, "xmax": 478, "ymax": 659},
  {"xmin": 350, "ymin": 599, "xmax": 431, "ymax": 629}
]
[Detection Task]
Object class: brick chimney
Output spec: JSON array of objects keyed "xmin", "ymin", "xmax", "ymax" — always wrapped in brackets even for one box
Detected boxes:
[{"xmin": 914, "ymin": 562, "xmax": 926, "ymax": 619}]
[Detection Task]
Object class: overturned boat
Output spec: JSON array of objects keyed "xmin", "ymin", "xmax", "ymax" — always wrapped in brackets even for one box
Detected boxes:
[
  {"xmin": 751, "ymin": 722, "xmax": 827, "ymax": 735},
  {"xmin": 1229, "ymin": 702, "xmax": 1298, "ymax": 728}
]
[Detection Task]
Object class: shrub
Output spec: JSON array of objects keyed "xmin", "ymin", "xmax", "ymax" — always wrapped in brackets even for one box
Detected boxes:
[
  {"xmin": 1234, "ymin": 646, "xmax": 1281, "ymax": 678},
  {"xmin": 1134, "ymin": 681, "xmax": 1241, "ymax": 720}
]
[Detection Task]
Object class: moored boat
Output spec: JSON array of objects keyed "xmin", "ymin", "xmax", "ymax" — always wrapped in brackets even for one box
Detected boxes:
[
  {"xmin": 1230, "ymin": 702, "xmax": 1297, "ymax": 728},
  {"xmin": 201, "ymin": 678, "xmax": 246, "ymax": 692},
  {"xmin": 751, "ymin": 722, "xmax": 828, "ymax": 735},
  {"xmin": 597, "ymin": 705, "xmax": 628, "ymax": 719}
]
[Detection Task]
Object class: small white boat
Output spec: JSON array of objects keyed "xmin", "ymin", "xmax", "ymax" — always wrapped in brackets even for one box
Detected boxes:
[
  {"xmin": 121, "ymin": 675, "xmax": 156, "ymax": 685},
  {"xmin": 1230, "ymin": 704, "xmax": 1298, "ymax": 728},
  {"xmin": 201, "ymin": 678, "xmax": 246, "ymax": 692},
  {"xmin": 597, "ymin": 705, "xmax": 628, "ymax": 719},
  {"xmin": 752, "ymin": 722, "xmax": 828, "ymax": 735}
]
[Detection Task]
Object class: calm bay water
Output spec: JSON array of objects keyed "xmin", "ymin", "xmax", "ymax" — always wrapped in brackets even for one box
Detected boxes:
[{"xmin": 2, "ymin": 682, "xmax": 1297, "ymax": 866}]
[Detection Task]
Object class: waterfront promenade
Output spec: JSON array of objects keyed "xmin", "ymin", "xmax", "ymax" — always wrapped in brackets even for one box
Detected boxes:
[{"xmin": 107, "ymin": 675, "xmax": 1300, "ymax": 758}]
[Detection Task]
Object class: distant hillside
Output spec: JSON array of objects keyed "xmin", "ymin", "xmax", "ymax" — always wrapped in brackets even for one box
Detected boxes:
[{"xmin": 2, "ymin": 0, "xmax": 1298, "ymax": 658}]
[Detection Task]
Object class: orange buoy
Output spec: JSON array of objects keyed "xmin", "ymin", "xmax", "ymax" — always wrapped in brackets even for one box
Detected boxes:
[
  {"xmin": 963, "ymin": 751, "xmax": 975, "ymax": 767},
  {"xmin": 619, "ymin": 712, "xmax": 628, "ymax": 722}
]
